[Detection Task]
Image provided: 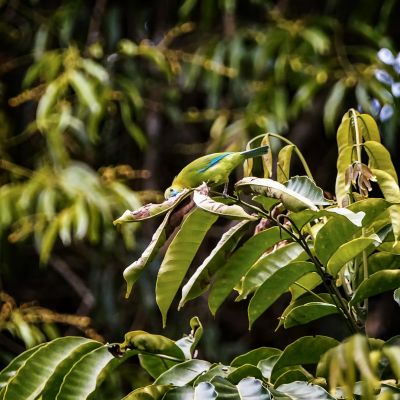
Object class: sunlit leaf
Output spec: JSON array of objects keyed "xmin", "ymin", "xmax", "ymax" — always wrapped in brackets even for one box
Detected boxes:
[
  {"xmin": 122, "ymin": 384, "xmax": 172, "ymax": 400},
  {"xmin": 324, "ymin": 79, "xmax": 347, "ymax": 134},
  {"xmin": 283, "ymin": 302, "xmax": 339, "ymax": 328},
  {"xmin": 277, "ymin": 145, "xmax": 295, "ymax": 183},
  {"xmin": 231, "ymin": 348, "xmax": 281, "ymax": 368},
  {"xmin": 271, "ymin": 381, "xmax": 335, "ymax": 400}
]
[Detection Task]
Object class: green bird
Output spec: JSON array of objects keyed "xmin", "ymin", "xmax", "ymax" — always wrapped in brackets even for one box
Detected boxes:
[{"xmin": 164, "ymin": 145, "xmax": 269, "ymax": 199}]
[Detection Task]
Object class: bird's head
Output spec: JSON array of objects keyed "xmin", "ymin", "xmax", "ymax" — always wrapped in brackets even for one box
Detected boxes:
[{"xmin": 164, "ymin": 186, "xmax": 183, "ymax": 200}]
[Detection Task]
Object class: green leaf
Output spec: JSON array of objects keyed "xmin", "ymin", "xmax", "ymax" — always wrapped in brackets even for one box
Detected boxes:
[
  {"xmin": 55, "ymin": 346, "xmax": 116, "ymax": 400},
  {"xmin": 179, "ymin": 220, "xmax": 250, "ymax": 308},
  {"xmin": 271, "ymin": 381, "xmax": 335, "ymax": 400},
  {"xmin": 193, "ymin": 190, "xmax": 257, "ymax": 220},
  {"xmin": 382, "ymin": 346, "xmax": 400, "ymax": 380},
  {"xmin": 335, "ymin": 145, "xmax": 354, "ymax": 207},
  {"xmin": 327, "ymin": 234, "xmax": 381, "ymax": 276},
  {"xmin": 68, "ymin": 70, "xmax": 101, "ymax": 114},
  {"xmin": 289, "ymin": 273, "xmax": 322, "ymax": 301},
  {"xmin": 314, "ymin": 214, "xmax": 358, "ymax": 266},
  {"xmin": 284, "ymin": 302, "xmax": 339, "ymax": 328},
  {"xmin": 285, "ymin": 177, "xmax": 331, "ymax": 206},
  {"xmin": 211, "ymin": 376, "xmax": 271, "ymax": 400},
  {"xmin": 358, "ymin": 113, "xmax": 381, "ymax": 143},
  {"xmin": 270, "ymin": 336, "xmax": 339, "ymax": 382},
  {"xmin": 336, "ymin": 111, "xmax": 353, "ymax": 154},
  {"xmin": 389, "ymin": 204, "xmax": 400, "ymax": 244},
  {"xmin": 230, "ymin": 348, "xmax": 281, "ymax": 368},
  {"xmin": 154, "ymin": 360, "xmax": 211, "ymax": 386},
  {"xmin": 323, "ymin": 79, "xmax": 347, "ymax": 134},
  {"xmin": 194, "ymin": 382, "xmax": 217, "ymax": 399},
  {"xmin": 122, "ymin": 384, "xmax": 172, "ymax": 400},
  {"xmin": 257, "ymin": 356, "xmax": 280, "ymax": 380},
  {"xmin": 364, "ymin": 141, "xmax": 398, "ymax": 183},
  {"xmin": 162, "ymin": 386, "xmax": 194, "ymax": 399},
  {"xmin": 117, "ymin": 330, "xmax": 184, "ymax": 360},
  {"xmin": 273, "ymin": 370, "xmax": 310, "ymax": 388},
  {"xmin": 174, "ymin": 317, "xmax": 203, "ymax": 360},
  {"xmin": 248, "ymin": 261, "xmax": 316, "ymax": 328},
  {"xmin": 37, "ymin": 80, "xmax": 63, "ymax": 131},
  {"xmin": 41, "ymin": 341, "xmax": 102, "ymax": 400},
  {"xmin": 372, "ymin": 169, "xmax": 400, "ymax": 203},
  {"xmin": 194, "ymin": 365, "xmax": 234, "ymax": 384},
  {"xmin": 208, "ymin": 227, "xmax": 291, "ymax": 315},
  {"xmin": 123, "ymin": 210, "xmax": 171, "ymax": 297},
  {"xmin": 227, "ymin": 364, "xmax": 264, "ymax": 384},
  {"xmin": 80, "ymin": 58, "xmax": 109, "ymax": 83},
  {"xmin": 350, "ymin": 270, "xmax": 400, "ymax": 306},
  {"xmin": 120, "ymin": 98, "xmax": 147, "ymax": 149},
  {"xmin": 2, "ymin": 337, "xmax": 94, "ymax": 400},
  {"xmin": 236, "ymin": 377, "xmax": 271, "ymax": 399},
  {"xmin": 394, "ymin": 288, "xmax": 400, "ymax": 306},
  {"xmin": 156, "ymin": 208, "xmax": 218, "ymax": 326},
  {"xmin": 238, "ymin": 242, "xmax": 306, "ymax": 300},
  {"xmin": 368, "ymin": 252, "xmax": 400, "ymax": 274},
  {"xmin": 113, "ymin": 189, "xmax": 191, "ymax": 223},
  {"xmin": 0, "ymin": 344, "xmax": 46, "ymax": 389},
  {"xmin": 252, "ymin": 195, "xmax": 280, "ymax": 211},
  {"xmin": 277, "ymin": 145, "xmax": 295, "ymax": 183}
]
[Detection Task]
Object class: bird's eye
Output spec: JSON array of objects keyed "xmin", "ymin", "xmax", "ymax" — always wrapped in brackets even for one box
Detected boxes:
[{"xmin": 169, "ymin": 188, "xmax": 174, "ymax": 192}]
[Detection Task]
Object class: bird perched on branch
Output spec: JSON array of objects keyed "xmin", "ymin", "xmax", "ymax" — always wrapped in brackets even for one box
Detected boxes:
[{"xmin": 164, "ymin": 145, "xmax": 269, "ymax": 199}]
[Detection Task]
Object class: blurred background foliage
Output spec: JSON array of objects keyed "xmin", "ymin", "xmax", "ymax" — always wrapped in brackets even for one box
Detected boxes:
[{"xmin": 1, "ymin": 0, "xmax": 400, "ymax": 376}]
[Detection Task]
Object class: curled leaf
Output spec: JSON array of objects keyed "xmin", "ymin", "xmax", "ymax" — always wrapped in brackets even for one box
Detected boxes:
[
  {"xmin": 193, "ymin": 189, "xmax": 257, "ymax": 220},
  {"xmin": 113, "ymin": 189, "xmax": 191, "ymax": 224}
]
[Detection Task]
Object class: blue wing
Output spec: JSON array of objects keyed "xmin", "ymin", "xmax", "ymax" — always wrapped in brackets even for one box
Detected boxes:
[{"xmin": 197, "ymin": 153, "xmax": 231, "ymax": 173}]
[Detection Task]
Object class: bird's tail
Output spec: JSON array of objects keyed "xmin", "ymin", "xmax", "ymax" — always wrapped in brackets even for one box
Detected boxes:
[{"xmin": 240, "ymin": 145, "xmax": 269, "ymax": 159}]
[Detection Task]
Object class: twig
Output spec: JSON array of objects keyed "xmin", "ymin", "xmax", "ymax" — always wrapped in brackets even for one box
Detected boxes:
[{"xmin": 49, "ymin": 256, "xmax": 95, "ymax": 315}]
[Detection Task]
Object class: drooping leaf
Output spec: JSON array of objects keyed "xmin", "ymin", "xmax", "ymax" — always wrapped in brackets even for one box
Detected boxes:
[
  {"xmin": 37, "ymin": 80, "xmax": 63, "ymax": 130},
  {"xmin": 350, "ymin": 270, "xmax": 400, "ymax": 306},
  {"xmin": 238, "ymin": 242, "xmax": 306, "ymax": 300},
  {"xmin": 154, "ymin": 360, "xmax": 211, "ymax": 386},
  {"xmin": 179, "ymin": 220, "xmax": 251, "ymax": 308},
  {"xmin": 113, "ymin": 189, "xmax": 191, "ymax": 223},
  {"xmin": 389, "ymin": 204, "xmax": 400, "ymax": 244},
  {"xmin": 289, "ymin": 272, "xmax": 322, "ymax": 301},
  {"xmin": 270, "ymin": 336, "xmax": 339, "ymax": 382},
  {"xmin": 323, "ymin": 79, "xmax": 347, "ymax": 134},
  {"xmin": 68, "ymin": 70, "xmax": 101, "ymax": 115},
  {"xmin": 277, "ymin": 145, "xmax": 295, "ymax": 183},
  {"xmin": 326, "ymin": 234, "xmax": 381, "ymax": 276},
  {"xmin": 382, "ymin": 346, "xmax": 400, "ymax": 381},
  {"xmin": 364, "ymin": 141, "xmax": 398, "ymax": 183},
  {"xmin": 372, "ymin": 169, "xmax": 400, "ymax": 203},
  {"xmin": 335, "ymin": 145, "xmax": 354, "ymax": 207},
  {"xmin": 124, "ymin": 210, "xmax": 172, "ymax": 297},
  {"xmin": 193, "ymin": 191, "xmax": 257, "ymax": 220},
  {"xmin": 208, "ymin": 227, "xmax": 291, "ymax": 315},
  {"xmin": 156, "ymin": 208, "xmax": 218, "ymax": 326},
  {"xmin": 248, "ymin": 261, "xmax": 316, "ymax": 328},
  {"xmin": 358, "ymin": 113, "xmax": 381, "ymax": 143},
  {"xmin": 283, "ymin": 302, "xmax": 339, "ymax": 328}
]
